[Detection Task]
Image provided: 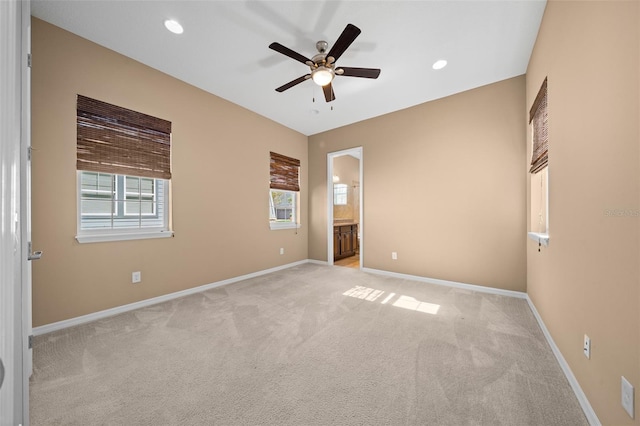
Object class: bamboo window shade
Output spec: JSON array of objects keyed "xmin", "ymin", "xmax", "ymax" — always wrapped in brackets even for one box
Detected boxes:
[
  {"xmin": 270, "ymin": 152, "xmax": 300, "ymax": 192},
  {"xmin": 76, "ymin": 95, "xmax": 172, "ymax": 180},
  {"xmin": 529, "ymin": 78, "xmax": 548, "ymax": 174}
]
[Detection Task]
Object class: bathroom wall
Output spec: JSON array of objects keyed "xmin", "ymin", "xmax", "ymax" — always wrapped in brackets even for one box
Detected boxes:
[{"xmin": 333, "ymin": 154, "xmax": 360, "ymax": 223}]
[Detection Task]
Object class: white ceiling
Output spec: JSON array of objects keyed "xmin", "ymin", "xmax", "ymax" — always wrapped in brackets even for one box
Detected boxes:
[{"xmin": 31, "ymin": 0, "xmax": 546, "ymax": 136}]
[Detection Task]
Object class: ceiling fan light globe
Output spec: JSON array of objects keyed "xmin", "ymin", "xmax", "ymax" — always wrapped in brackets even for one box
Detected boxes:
[{"xmin": 312, "ymin": 68, "xmax": 334, "ymax": 86}]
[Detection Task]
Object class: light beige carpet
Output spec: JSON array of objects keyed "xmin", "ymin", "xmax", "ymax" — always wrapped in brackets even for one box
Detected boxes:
[{"xmin": 30, "ymin": 263, "xmax": 588, "ymax": 425}]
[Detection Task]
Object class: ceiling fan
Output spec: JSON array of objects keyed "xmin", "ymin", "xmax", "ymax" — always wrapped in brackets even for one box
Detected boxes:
[{"xmin": 269, "ymin": 23, "xmax": 381, "ymax": 103}]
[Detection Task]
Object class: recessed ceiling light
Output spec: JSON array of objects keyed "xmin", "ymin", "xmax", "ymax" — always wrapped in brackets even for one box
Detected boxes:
[
  {"xmin": 432, "ymin": 59, "xmax": 447, "ymax": 70},
  {"xmin": 164, "ymin": 19, "xmax": 183, "ymax": 35}
]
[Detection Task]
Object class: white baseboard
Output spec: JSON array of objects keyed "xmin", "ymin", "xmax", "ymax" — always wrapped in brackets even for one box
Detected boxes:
[
  {"xmin": 307, "ymin": 259, "xmax": 328, "ymax": 266},
  {"xmin": 525, "ymin": 296, "xmax": 601, "ymax": 426},
  {"xmin": 362, "ymin": 267, "xmax": 527, "ymax": 299},
  {"xmin": 33, "ymin": 259, "xmax": 310, "ymax": 336}
]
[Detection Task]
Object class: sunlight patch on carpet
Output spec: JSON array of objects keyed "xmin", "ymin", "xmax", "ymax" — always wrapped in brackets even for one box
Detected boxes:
[{"xmin": 342, "ymin": 286, "xmax": 440, "ymax": 315}]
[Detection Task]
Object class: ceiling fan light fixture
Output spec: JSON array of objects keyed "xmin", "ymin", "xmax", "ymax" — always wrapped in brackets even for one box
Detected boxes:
[{"xmin": 312, "ymin": 67, "xmax": 334, "ymax": 86}]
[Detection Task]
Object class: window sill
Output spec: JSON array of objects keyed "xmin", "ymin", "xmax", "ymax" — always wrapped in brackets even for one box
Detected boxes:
[
  {"xmin": 76, "ymin": 230, "xmax": 174, "ymax": 244},
  {"xmin": 269, "ymin": 222, "xmax": 301, "ymax": 231},
  {"xmin": 528, "ymin": 232, "xmax": 549, "ymax": 247}
]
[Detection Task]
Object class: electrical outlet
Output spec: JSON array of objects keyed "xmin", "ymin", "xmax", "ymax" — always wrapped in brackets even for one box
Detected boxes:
[
  {"xmin": 132, "ymin": 271, "xmax": 141, "ymax": 283},
  {"xmin": 622, "ymin": 376, "xmax": 634, "ymax": 418},
  {"xmin": 583, "ymin": 335, "xmax": 591, "ymax": 359},
  {"xmin": 391, "ymin": 252, "xmax": 398, "ymax": 260},
  {"xmin": 280, "ymin": 248, "xmax": 284, "ymax": 255}
]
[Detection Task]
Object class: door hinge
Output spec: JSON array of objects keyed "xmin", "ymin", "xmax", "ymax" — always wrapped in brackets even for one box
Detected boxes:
[
  {"xmin": 28, "ymin": 241, "xmax": 42, "ymax": 261},
  {"xmin": 28, "ymin": 146, "xmax": 32, "ymax": 161},
  {"xmin": 27, "ymin": 53, "xmax": 32, "ymax": 68},
  {"xmin": 28, "ymin": 335, "xmax": 33, "ymax": 349}
]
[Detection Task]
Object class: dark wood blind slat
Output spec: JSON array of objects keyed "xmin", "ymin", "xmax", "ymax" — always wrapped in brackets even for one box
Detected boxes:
[
  {"xmin": 77, "ymin": 95, "xmax": 171, "ymax": 134},
  {"xmin": 76, "ymin": 95, "xmax": 172, "ymax": 180},
  {"xmin": 529, "ymin": 78, "xmax": 547, "ymax": 124},
  {"xmin": 529, "ymin": 78, "xmax": 548, "ymax": 174},
  {"xmin": 270, "ymin": 151, "xmax": 300, "ymax": 192}
]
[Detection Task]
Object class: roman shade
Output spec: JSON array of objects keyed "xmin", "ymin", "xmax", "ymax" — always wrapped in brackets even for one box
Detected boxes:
[
  {"xmin": 270, "ymin": 152, "xmax": 300, "ymax": 192},
  {"xmin": 529, "ymin": 78, "xmax": 548, "ymax": 174},
  {"xmin": 77, "ymin": 95, "xmax": 172, "ymax": 180}
]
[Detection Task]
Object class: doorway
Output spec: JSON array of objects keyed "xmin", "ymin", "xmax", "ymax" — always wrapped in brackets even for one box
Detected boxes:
[{"xmin": 327, "ymin": 148, "xmax": 362, "ymax": 269}]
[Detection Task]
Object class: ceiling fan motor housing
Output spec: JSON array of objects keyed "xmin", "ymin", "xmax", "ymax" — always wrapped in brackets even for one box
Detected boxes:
[
  {"xmin": 310, "ymin": 41, "xmax": 335, "ymax": 86},
  {"xmin": 316, "ymin": 40, "xmax": 328, "ymax": 53}
]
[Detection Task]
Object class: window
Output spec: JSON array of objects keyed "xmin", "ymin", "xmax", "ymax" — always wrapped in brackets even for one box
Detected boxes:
[
  {"xmin": 79, "ymin": 172, "xmax": 167, "ymax": 230},
  {"xmin": 269, "ymin": 189, "xmax": 296, "ymax": 222},
  {"xmin": 269, "ymin": 152, "xmax": 300, "ymax": 230},
  {"xmin": 76, "ymin": 95, "xmax": 172, "ymax": 243},
  {"xmin": 334, "ymin": 183, "xmax": 348, "ymax": 205},
  {"xmin": 528, "ymin": 78, "xmax": 549, "ymax": 245}
]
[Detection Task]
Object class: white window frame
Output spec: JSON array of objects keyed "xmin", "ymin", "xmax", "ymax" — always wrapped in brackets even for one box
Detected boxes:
[
  {"xmin": 76, "ymin": 171, "xmax": 173, "ymax": 243},
  {"xmin": 269, "ymin": 188, "xmax": 300, "ymax": 230}
]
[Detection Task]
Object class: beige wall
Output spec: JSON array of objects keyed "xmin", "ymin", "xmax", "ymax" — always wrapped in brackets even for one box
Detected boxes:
[
  {"xmin": 526, "ymin": 1, "xmax": 639, "ymax": 425},
  {"xmin": 31, "ymin": 19, "xmax": 308, "ymax": 326},
  {"xmin": 309, "ymin": 76, "xmax": 527, "ymax": 292}
]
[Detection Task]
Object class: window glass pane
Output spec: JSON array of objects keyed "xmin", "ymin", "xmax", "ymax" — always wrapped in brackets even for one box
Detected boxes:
[
  {"xmin": 79, "ymin": 171, "xmax": 165, "ymax": 230},
  {"xmin": 270, "ymin": 189, "xmax": 296, "ymax": 222},
  {"xmin": 81, "ymin": 172, "xmax": 114, "ymax": 217},
  {"xmin": 140, "ymin": 200, "xmax": 154, "ymax": 215},
  {"xmin": 124, "ymin": 176, "xmax": 156, "ymax": 216},
  {"xmin": 125, "ymin": 176, "xmax": 140, "ymax": 193},
  {"xmin": 276, "ymin": 208, "xmax": 292, "ymax": 220},
  {"xmin": 81, "ymin": 198, "xmax": 113, "ymax": 216},
  {"xmin": 81, "ymin": 172, "xmax": 114, "ymax": 194},
  {"xmin": 124, "ymin": 200, "xmax": 155, "ymax": 215},
  {"xmin": 125, "ymin": 176, "xmax": 154, "ymax": 195},
  {"xmin": 126, "ymin": 200, "xmax": 141, "ymax": 215},
  {"xmin": 140, "ymin": 178, "xmax": 154, "ymax": 194},
  {"xmin": 334, "ymin": 184, "xmax": 348, "ymax": 205}
]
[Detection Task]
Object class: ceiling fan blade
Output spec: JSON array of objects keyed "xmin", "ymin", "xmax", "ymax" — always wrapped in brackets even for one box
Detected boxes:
[
  {"xmin": 275, "ymin": 75, "xmax": 311, "ymax": 92},
  {"xmin": 269, "ymin": 42, "xmax": 313, "ymax": 65},
  {"xmin": 322, "ymin": 82, "xmax": 336, "ymax": 102},
  {"xmin": 336, "ymin": 67, "xmax": 381, "ymax": 79},
  {"xmin": 325, "ymin": 23, "xmax": 361, "ymax": 63}
]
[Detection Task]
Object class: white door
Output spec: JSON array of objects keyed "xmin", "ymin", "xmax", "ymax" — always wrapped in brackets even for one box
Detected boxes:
[
  {"xmin": 20, "ymin": 0, "xmax": 35, "ymax": 398},
  {"xmin": 0, "ymin": 1, "xmax": 29, "ymax": 425}
]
